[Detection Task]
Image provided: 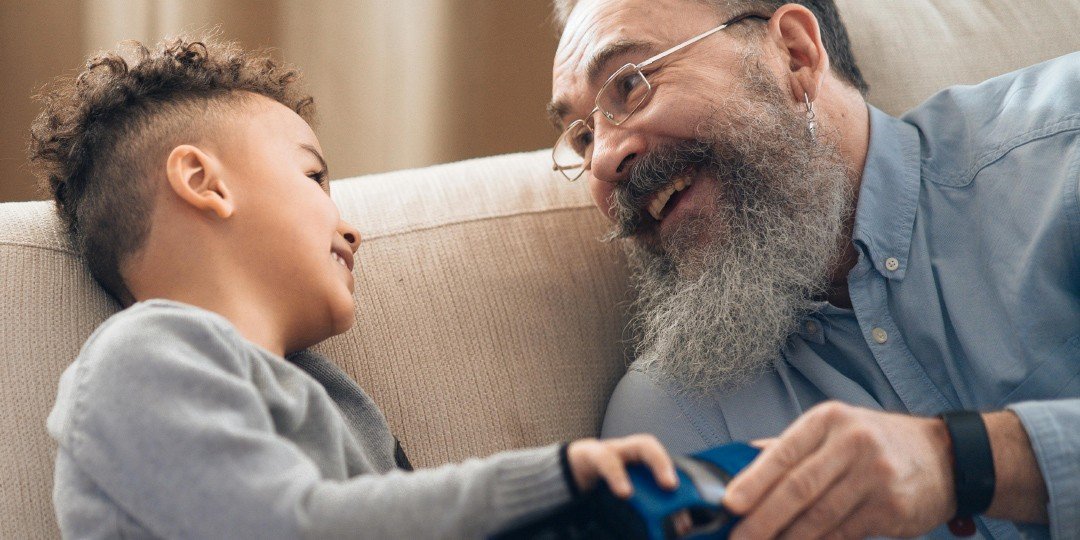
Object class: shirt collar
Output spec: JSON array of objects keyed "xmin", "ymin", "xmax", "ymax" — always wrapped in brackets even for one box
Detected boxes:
[{"xmin": 851, "ymin": 105, "xmax": 921, "ymax": 280}]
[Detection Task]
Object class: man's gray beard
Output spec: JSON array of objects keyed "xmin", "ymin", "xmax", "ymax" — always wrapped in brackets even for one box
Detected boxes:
[{"xmin": 616, "ymin": 64, "xmax": 853, "ymax": 395}]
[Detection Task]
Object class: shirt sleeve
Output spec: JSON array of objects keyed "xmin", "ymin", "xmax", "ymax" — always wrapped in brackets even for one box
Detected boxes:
[
  {"xmin": 54, "ymin": 308, "xmax": 571, "ymax": 539},
  {"xmin": 1007, "ymin": 399, "xmax": 1080, "ymax": 538}
]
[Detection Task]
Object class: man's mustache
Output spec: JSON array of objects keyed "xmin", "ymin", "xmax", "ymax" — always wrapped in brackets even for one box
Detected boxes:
[{"xmin": 609, "ymin": 139, "xmax": 715, "ymax": 239}]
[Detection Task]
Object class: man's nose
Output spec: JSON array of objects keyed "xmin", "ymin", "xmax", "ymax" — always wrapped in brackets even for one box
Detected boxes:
[
  {"xmin": 338, "ymin": 220, "xmax": 361, "ymax": 252},
  {"xmin": 589, "ymin": 121, "xmax": 646, "ymax": 185}
]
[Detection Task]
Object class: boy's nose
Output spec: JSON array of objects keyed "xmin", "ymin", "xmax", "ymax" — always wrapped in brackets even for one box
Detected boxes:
[{"xmin": 339, "ymin": 220, "xmax": 361, "ymax": 252}]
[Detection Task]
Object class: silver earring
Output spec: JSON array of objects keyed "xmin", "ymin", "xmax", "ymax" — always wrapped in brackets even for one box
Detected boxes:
[{"xmin": 804, "ymin": 92, "xmax": 817, "ymax": 140}]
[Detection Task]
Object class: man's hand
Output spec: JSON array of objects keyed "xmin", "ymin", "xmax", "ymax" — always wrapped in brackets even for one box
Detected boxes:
[
  {"xmin": 567, "ymin": 434, "xmax": 679, "ymax": 498},
  {"xmin": 723, "ymin": 402, "xmax": 956, "ymax": 539}
]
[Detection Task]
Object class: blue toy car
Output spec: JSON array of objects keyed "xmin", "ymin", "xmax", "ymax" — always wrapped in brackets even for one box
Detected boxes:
[
  {"xmin": 490, "ymin": 442, "xmax": 760, "ymax": 540},
  {"xmin": 593, "ymin": 442, "xmax": 760, "ymax": 539}
]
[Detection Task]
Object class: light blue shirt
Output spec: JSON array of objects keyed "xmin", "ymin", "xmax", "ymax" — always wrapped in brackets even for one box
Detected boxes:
[{"xmin": 602, "ymin": 52, "xmax": 1080, "ymax": 539}]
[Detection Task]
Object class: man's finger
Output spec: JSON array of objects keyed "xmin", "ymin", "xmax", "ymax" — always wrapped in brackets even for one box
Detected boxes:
[
  {"xmin": 832, "ymin": 501, "xmax": 879, "ymax": 540},
  {"xmin": 731, "ymin": 439, "xmax": 850, "ymax": 539},
  {"xmin": 775, "ymin": 470, "xmax": 867, "ymax": 540},
  {"xmin": 724, "ymin": 403, "xmax": 839, "ymax": 514},
  {"xmin": 749, "ymin": 438, "xmax": 778, "ymax": 449}
]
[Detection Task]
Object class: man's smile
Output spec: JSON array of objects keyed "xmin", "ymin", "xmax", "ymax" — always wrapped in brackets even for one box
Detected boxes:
[
  {"xmin": 645, "ymin": 169, "xmax": 696, "ymax": 222},
  {"xmin": 615, "ymin": 157, "xmax": 716, "ymax": 241}
]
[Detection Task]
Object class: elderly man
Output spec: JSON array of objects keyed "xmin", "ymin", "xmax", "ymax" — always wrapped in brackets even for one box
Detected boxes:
[{"xmin": 548, "ymin": 0, "xmax": 1078, "ymax": 538}]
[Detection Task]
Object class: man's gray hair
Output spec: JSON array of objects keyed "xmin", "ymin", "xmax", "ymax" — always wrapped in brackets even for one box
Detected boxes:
[{"xmin": 551, "ymin": 0, "xmax": 868, "ymax": 95}]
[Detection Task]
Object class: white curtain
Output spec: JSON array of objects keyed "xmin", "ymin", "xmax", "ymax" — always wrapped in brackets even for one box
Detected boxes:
[{"xmin": 79, "ymin": 0, "xmax": 557, "ymax": 179}]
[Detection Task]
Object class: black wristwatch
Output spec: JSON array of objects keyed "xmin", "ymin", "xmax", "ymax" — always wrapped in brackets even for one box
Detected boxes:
[{"xmin": 939, "ymin": 410, "xmax": 996, "ymax": 518}]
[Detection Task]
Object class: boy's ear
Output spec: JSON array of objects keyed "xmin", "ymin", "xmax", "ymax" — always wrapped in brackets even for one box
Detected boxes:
[{"xmin": 165, "ymin": 144, "xmax": 234, "ymax": 219}]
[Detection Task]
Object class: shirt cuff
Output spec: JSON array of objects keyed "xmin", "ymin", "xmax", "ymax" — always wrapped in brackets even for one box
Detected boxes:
[{"xmin": 1006, "ymin": 399, "xmax": 1080, "ymax": 538}]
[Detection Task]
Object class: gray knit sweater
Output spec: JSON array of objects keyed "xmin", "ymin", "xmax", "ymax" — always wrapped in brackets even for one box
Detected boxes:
[{"xmin": 47, "ymin": 300, "xmax": 571, "ymax": 539}]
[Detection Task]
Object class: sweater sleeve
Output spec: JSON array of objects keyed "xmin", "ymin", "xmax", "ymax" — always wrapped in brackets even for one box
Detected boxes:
[{"xmin": 49, "ymin": 306, "xmax": 571, "ymax": 539}]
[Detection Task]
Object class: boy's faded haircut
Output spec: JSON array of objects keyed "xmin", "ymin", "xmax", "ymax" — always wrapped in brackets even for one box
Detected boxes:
[{"xmin": 28, "ymin": 35, "xmax": 315, "ymax": 305}]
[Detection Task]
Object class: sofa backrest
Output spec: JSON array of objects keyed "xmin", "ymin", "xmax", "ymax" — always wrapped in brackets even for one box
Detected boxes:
[
  {"xmin": 2, "ymin": 1, "xmax": 1079, "ymax": 537},
  {"xmin": 311, "ymin": 152, "xmax": 632, "ymax": 466},
  {"xmin": 837, "ymin": 0, "xmax": 1080, "ymax": 117}
]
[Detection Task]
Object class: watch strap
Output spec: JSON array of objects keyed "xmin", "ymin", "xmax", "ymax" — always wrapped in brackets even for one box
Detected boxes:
[{"xmin": 939, "ymin": 410, "xmax": 995, "ymax": 518}]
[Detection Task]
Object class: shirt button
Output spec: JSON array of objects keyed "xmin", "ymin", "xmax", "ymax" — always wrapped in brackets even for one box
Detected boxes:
[
  {"xmin": 805, "ymin": 320, "xmax": 819, "ymax": 334},
  {"xmin": 885, "ymin": 257, "xmax": 900, "ymax": 271},
  {"xmin": 872, "ymin": 327, "xmax": 888, "ymax": 344}
]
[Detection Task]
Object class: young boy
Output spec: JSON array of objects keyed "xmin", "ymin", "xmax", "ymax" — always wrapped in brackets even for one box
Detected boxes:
[{"xmin": 33, "ymin": 36, "xmax": 678, "ymax": 538}]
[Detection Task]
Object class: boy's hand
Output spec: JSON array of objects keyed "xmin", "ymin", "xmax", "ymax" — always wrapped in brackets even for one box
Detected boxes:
[{"xmin": 567, "ymin": 434, "xmax": 679, "ymax": 498}]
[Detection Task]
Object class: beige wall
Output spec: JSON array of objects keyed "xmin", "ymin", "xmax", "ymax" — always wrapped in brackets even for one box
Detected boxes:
[{"xmin": 0, "ymin": 0, "xmax": 559, "ymax": 203}]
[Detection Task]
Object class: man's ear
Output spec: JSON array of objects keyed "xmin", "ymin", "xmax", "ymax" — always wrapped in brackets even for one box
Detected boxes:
[
  {"xmin": 768, "ymin": 3, "xmax": 829, "ymax": 102},
  {"xmin": 165, "ymin": 144, "xmax": 234, "ymax": 219}
]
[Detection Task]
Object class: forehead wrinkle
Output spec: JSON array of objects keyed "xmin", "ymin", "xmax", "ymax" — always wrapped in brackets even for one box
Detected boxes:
[{"xmin": 550, "ymin": 39, "xmax": 657, "ymax": 130}]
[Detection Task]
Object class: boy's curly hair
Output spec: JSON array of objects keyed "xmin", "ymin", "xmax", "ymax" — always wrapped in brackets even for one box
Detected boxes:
[{"xmin": 28, "ymin": 35, "xmax": 315, "ymax": 305}]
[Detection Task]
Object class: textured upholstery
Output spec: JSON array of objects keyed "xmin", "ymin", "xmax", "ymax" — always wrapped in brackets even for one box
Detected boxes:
[
  {"xmin": 2, "ymin": 1, "xmax": 1079, "ymax": 537},
  {"xmin": 836, "ymin": 0, "xmax": 1080, "ymax": 116},
  {"xmin": 311, "ymin": 152, "xmax": 631, "ymax": 467}
]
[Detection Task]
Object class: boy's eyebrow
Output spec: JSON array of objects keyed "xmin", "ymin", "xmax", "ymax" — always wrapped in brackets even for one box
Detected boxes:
[{"xmin": 300, "ymin": 143, "xmax": 328, "ymax": 175}]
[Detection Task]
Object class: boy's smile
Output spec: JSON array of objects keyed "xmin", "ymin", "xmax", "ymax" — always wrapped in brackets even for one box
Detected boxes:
[{"xmin": 331, "ymin": 245, "xmax": 354, "ymax": 272}]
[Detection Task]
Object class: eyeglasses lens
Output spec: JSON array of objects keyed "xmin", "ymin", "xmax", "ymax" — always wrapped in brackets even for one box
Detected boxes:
[
  {"xmin": 551, "ymin": 66, "xmax": 650, "ymax": 181},
  {"xmin": 553, "ymin": 121, "xmax": 592, "ymax": 180},
  {"xmin": 597, "ymin": 66, "xmax": 650, "ymax": 124}
]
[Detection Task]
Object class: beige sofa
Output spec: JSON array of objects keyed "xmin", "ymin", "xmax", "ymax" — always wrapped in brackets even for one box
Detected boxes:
[{"xmin": 3, "ymin": 2, "xmax": 1078, "ymax": 537}]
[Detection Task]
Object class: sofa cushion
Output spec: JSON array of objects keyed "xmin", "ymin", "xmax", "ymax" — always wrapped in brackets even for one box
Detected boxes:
[
  {"xmin": 312, "ymin": 151, "xmax": 631, "ymax": 467},
  {"xmin": 0, "ymin": 204, "xmax": 116, "ymax": 539},
  {"xmin": 837, "ymin": 0, "xmax": 1080, "ymax": 116}
]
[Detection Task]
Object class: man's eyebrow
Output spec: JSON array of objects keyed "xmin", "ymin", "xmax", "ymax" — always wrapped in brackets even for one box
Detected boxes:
[
  {"xmin": 546, "ymin": 100, "xmax": 570, "ymax": 131},
  {"xmin": 546, "ymin": 39, "xmax": 656, "ymax": 131},
  {"xmin": 585, "ymin": 39, "xmax": 654, "ymax": 84},
  {"xmin": 299, "ymin": 143, "xmax": 328, "ymax": 175}
]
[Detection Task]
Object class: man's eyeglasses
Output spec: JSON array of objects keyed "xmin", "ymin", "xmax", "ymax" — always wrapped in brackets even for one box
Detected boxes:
[{"xmin": 552, "ymin": 12, "xmax": 769, "ymax": 182}]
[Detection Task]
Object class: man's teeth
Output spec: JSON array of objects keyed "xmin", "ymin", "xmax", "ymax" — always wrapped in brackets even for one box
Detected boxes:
[
  {"xmin": 648, "ymin": 187, "xmax": 674, "ymax": 221},
  {"xmin": 332, "ymin": 252, "xmax": 349, "ymax": 269},
  {"xmin": 647, "ymin": 176, "xmax": 694, "ymax": 221}
]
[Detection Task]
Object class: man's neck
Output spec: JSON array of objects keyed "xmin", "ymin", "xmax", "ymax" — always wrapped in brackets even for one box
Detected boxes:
[
  {"xmin": 824, "ymin": 240, "xmax": 859, "ymax": 309},
  {"xmin": 820, "ymin": 84, "xmax": 871, "ymax": 309}
]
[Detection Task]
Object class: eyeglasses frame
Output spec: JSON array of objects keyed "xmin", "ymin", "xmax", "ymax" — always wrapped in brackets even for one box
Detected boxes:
[{"xmin": 552, "ymin": 12, "xmax": 769, "ymax": 181}]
